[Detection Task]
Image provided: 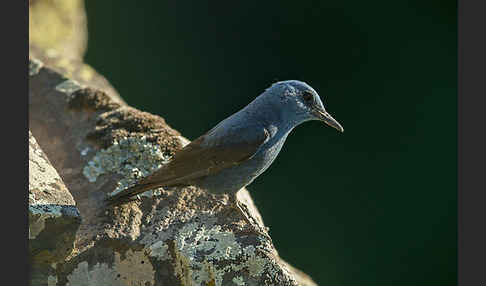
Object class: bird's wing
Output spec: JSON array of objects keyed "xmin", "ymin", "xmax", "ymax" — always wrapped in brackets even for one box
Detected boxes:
[
  {"xmin": 158, "ymin": 126, "xmax": 269, "ymax": 184},
  {"xmin": 105, "ymin": 124, "xmax": 269, "ymax": 204}
]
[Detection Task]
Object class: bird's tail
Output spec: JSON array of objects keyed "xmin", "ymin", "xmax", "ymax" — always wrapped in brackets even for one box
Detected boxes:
[{"xmin": 104, "ymin": 182, "xmax": 162, "ymax": 206}]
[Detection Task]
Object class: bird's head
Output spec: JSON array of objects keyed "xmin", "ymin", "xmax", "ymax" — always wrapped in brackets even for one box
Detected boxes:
[{"xmin": 266, "ymin": 80, "xmax": 344, "ymax": 132}]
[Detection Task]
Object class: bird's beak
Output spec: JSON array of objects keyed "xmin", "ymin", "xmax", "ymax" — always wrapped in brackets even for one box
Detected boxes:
[{"xmin": 313, "ymin": 109, "xmax": 344, "ymax": 132}]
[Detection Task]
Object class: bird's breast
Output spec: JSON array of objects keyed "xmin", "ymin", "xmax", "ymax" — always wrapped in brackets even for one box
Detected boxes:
[
  {"xmin": 251, "ymin": 133, "xmax": 288, "ymax": 176},
  {"xmin": 193, "ymin": 132, "xmax": 289, "ymax": 194}
]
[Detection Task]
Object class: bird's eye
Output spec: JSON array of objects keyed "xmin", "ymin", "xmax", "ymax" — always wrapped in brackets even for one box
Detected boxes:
[{"xmin": 302, "ymin": 91, "xmax": 313, "ymax": 102}]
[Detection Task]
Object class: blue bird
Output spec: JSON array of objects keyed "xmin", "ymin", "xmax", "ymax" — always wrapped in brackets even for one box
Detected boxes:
[{"xmin": 106, "ymin": 80, "xmax": 343, "ymax": 231}]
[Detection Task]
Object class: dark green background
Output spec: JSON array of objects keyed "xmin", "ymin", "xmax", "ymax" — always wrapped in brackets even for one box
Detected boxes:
[{"xmin": 84, "ymin": 1, "xmax": 457, "ymax": 285}]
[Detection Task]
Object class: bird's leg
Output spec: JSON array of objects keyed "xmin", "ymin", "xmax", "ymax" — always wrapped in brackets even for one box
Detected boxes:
[
  {"xmin": 229, "ymin": 193, "xmax": 270, "ymax": 240},
  {"xmin": 229, "ymin": 193, "xmax": 255, "ymax": 227}
]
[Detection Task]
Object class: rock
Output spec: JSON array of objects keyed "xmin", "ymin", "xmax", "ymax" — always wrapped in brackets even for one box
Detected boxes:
[
  {"xmin": 28, "ymin": 1, "xmax": 317, "ymax": 285},
  {"xmin": 29, "ymin": 57, "xmax": 311, "ymax": 286},
  {"xmin": 29, "ymin": 0, "xmax": 126, "ymax": 106},
  {"xmin": 29, "ymin": 131, "xmax": 82, "ymax": 285}
]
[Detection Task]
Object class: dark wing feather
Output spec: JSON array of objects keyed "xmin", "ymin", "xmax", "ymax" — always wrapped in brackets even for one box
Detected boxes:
[{"xmin": 105, "ymin": 125, "xmax": 269, "ymax": 204}]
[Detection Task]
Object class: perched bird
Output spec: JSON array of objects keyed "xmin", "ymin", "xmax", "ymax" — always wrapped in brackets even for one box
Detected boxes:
[{"xmin": 105, "ymin": 80, "xmax": 343, "ymax": 231}]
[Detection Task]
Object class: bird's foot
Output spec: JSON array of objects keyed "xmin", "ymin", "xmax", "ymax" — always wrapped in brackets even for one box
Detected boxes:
[
  {"xmin": 231, "ymin": 198, "xmax": 271, "ymax": 241},
  {"xmin": 209, "ymin": 196, "xmax": 228, "ymax": 214}
]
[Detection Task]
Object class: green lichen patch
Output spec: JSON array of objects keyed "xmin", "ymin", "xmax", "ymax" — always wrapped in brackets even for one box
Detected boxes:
[
  {"xmin": 148, "ymin": 241, "xmax": 169, "ymax": 261},
  {"xmin": 232, "ymin": 276, "xmax": 245, "ymax": 285},
  {"xmin": 83, "ymin": 136, "xmax": 172, "ymax": 197},
  {"xmin": 29, "ymin": 58, "xmax": 44, "ymax": 76},
  {"xmin": 47, "ymin": 275, "xmax": 57, "ymax": 286},
  {"xmin": 171, "ymin": 222, "xmax": 279, "ymax": 286},
  {"xmin": 55, "ymin": 79, "xmax": 83, "ymax": 95}
]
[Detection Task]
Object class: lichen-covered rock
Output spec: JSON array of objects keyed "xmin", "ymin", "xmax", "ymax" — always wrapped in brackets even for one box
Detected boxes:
[
  {"xmin": 29, "ymin": 0, "xmax": 126, "ymax": 107},
  {"xmin": 29, "ymin": 131, "xmax": 82, "ymax": 285},
  {"xmin": 29, "ymin": 57, "xmax": 317, "ymax": 285},
  {"xmin": 28, "ymin": 1, "xmax": 317, "ymax": 284}
]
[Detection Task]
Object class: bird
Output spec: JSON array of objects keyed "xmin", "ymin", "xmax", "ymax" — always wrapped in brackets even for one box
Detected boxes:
[{"xmin": 105, "ymin": 80, "xmax": 343, "ymax": 233}]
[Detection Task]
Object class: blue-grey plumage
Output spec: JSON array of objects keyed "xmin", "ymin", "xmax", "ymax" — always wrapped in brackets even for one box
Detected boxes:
[{"xmin": 106, "ymin": 80, "xmax": 343, "ymax": 204}]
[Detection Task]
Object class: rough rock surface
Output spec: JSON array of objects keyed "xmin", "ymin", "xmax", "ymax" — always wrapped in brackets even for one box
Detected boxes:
[
  {"xmin": 29, "ymin": 131, "xmax": 82, "ymax": 285},
  {"xmin": 29, "ymin": 0, "xmax": 125, "ymax": 106},
  {"xmin": 28, "ymin": 1, "xmax": 317, "ymax": 285}
]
